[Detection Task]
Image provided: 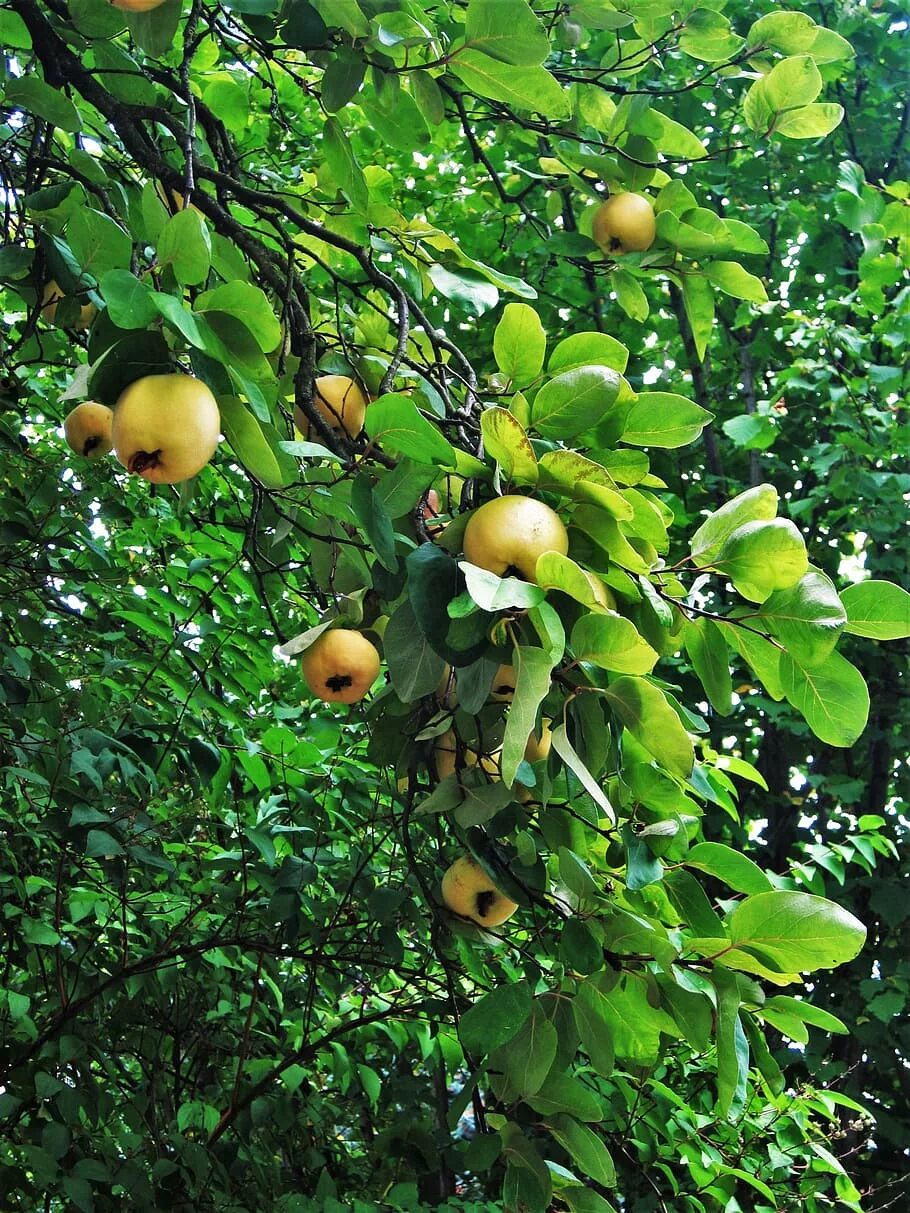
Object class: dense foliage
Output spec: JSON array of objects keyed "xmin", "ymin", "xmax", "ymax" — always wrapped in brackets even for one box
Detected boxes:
[{"xmin": 0, "ymin": 2, "xmax": 907, "ymax": 1211}]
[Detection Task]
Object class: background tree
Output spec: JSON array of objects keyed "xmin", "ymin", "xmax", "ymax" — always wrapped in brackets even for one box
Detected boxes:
[{"xmin": 0, "ymin": 2, "xmax": 907, "ymax": 1211}]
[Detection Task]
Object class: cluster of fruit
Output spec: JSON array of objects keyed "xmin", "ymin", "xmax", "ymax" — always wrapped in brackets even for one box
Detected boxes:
[
  {"xmin": 300, "ymin": 493, "xmax": 594, "ymax": 933},
  {"xmin": 64, "ymin": 371, "xmax": 368, "ymax": 483},
  {"xmin": 63, "ymin": 374, "xmax": 220, "ymax": 484}
]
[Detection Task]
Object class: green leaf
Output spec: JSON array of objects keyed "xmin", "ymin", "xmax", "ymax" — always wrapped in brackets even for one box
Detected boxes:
[
  {"xmin": 703, "ymin": 261, "xmax": 768, "ymax": 303},
  {"xmin": 500, "ymin": 645, "xmax": 555, "ymax": 787},
  {"xmin": 365, "ymin": 393, "xmax": 457, "ymax": 466},
  {"xmin": 744, "ymin": 55, "xmax": 823, "ymax": 135},
  {"xmin": 656, "ymin": 210, "xmax": 718, "ymax": 257},
  {"xmin": 529, "ymin": 602, "xmax": 566, "ymax": 664},
  {"xmin": 679, "ymin": 9, "xmax": 744, "ymax": 61},
  {"xmin": 558, "ymin": 847, "xmax": 600, "ymax": 903},
  {"xmin": 563, "ymin": 1189, "xmax": 619, "ymax": 1213},
  {"xmin": 575, "ymin": 507, "xmax": 652, "ymax": 574},
  {"xmin": 450, "ymin": 51, "xmax": 570, "ymax": 119},
  {"xmin": 99, "ymin": 270, "xmax": 158, "ymax": 329},
  {"xmin": 362, "ymin": 92, "xmax": 430, "ymax": 153},
  {"xmin": 501, "ymin": 1124, "xmax": 552, "ymax": 1209},
  {"xmin": 530, "ymin": 366, "xmax": 622, "ymax": 441},
  {"xmin": 549, "ymin": 1116, "xmax": 615, "ymax": 1189},
  {"xmin": 762, "ymin": 995, "xmax": 848, "ymax": 1035},
  {"xmin": 840, "ymin": 580, "xmax": 910, "ymax": 640},
  {"xmin": 126, "ymin": 0, "xmax": 182, "ymax": 57},
  {"xmin": 571, "ymin": 614, "xmax": 658, "ymax": 675},
  {"xmin": 685, "ymin": 843, "xmax": 773, "ymax": 896},
  {"xmin": 463, "ymin": 0, "xmax": 550, "ymax": 65},
  {"xmin": 622, "ymin": 823, "xmax": 664, "ymax": 891},
  {"xmin": 718, "ymin": 1167, "xmax": 778, "ymax": 1207},
  {"xmin": 504, "ymin": 1164, "xmax": 549, "ymax": 1212},
  {"xmin": 656, "ymin": 974, "xmax": 713, "ymax": 1050},
  {"xmin": 322, "ymin": 117, "xmax": 369, "ymax": 212},
  {"xmin": 713, "ymin": 519, "xmax": 808, "ymax": 603},
  {"xmin": 481, "ymin": 407, "xmax": 538, "ymax": 484},
  {"xmin": 526, "ymin": 1073, "xmax": 603, "ymax": 1122},
  {"xmin": 454, "ymin": 780, "xmax": 517, "ymax": 828},
  {"xmin": 611, "ymin": 266, "xmax": 648, "ymax": 321},
  {"xmin": 407, "ymin": 544, "xmax": 487, "ymax": 668},
  {"xmin": 684, "ymin": 618, "xmax": 733, "ymax": 715},
  {"xmin": 5, "ymin": 990, "xmax": 31, "ymax": 1021},
  {"xmin": 61, "ymin": 1177, "xmax": 94, "ymax": 1213},
  {"xmin": 383, "ymin": 600, "xmax": 446, "ymax": 702},
  {"xmin": 621, "ymin": 392, "xmax": 712, "ymax": 449},
  {"xmin": 411, "ymin": 71, "xmax": 445, "ymax": 126},
  {"xmin": 428, "ymin": 263, "xmax": 500, "ymax": 316},
  {"xmin": 538, "ymin": 451, "xmax": 632, "ymax": 519},
  {"xmin": 460, "ymin": 563, "xmax": 545, "ymax": 612},
  {"xmin": 535, "ymin": 552, "xmax": 615, "ymax": 610},
  {"xmin": 86, "ymin": 330, "xmax": 173, "ymax": 406},
  {"xmin": 351, "ymin": 474, "xmax": 398, "ymax": 571},
  {"xmin": 460, "ymin": 980, "xmax": 532, "ymax": 1056},
  {"xmin": 559, "ymin": 919, "xmax": 603, "ymax": 975},
  {"xmin": 650, "ymin": 110, "xmax": 707, "ymax": 159},
  {"xmin": 493, "ymin": 302, "xmax": 547, "ymax": 387},
  {"xmin": 496, "ymin": 1004, "xmax": 558, "ymax": 1096},
  {"xmin": 720, "ymin": 218, "xmax": 770, "ymax": 255},
  {"xmin": 22, "ymin": 919, "xmax": 61, "ymax": 946},
  {"xmin": 203, "ymin": 77, "xmax": 251, "ymax": 133},
  {"xmin": 775, "ymin": 103, "xmax": 844, "ymax": 139},
  {"xmin": 712, "ymin": 968, "xmax": 749, "ymax": 1120},
  {"xmin": 4, "ymin": 77, "xmax": 81, "ymax": 132},
  {"xmin": 68, "ymin": 209, "xmax": 131, "ymax": 278},
  {"xmin": 219, "ymin": 396, "xmax": 296, "ymax": 489},
  {"xmin": 550, "ymin": 722, "xmax": 615, "ymax": 821},
  {"xmin": 722, "ymin": 413, "xmax": 778, "ymax": 451},
  {"xmin": 690, "ymin": 484, "xmax": 779, "ymax": 564},
  {"xmin": 571, "ymin": 982, "xmax": 615, "ymax": 1077},
  {"xmin": 587, "ymin": 974, "xmax": 677, "ymax": 1065},
  {"xmin": 742, "ymin": 1013, "xmax": 785, "ymax": 1093},
  {"xmin": 664, "ymin": 869, "xmax": 726, "ymax": 939},
  {"xmin": 759, "ymin": 571, "xmax": 846, "ymax": 667},
  {"xmin": 194, "ymin": 282, "xmax": 281, "ymax": 352},
  {"xmin": 808, "ymin": 27, "xmax": 855, "ymax": 62},
  {"xmin": 548, "ymin": 331, "xmax": 629, "ymax": 376},
  {"xmin": 322, "ymin": 49, "xmax": 366, "ymax": 113},
  {"xmin": 604, "ymin": 676, "xmax": 694, "ymax": 778},
  {"xmin": 729, "ymin": 891, "xmax": 867, "ymax": 973},
  {"xmin": 0, "ymin": 7, "xmax": 31, "ymax": 47},
  {"xmin": 157, "ymin": 209, "xmax": 212, "ymax": 286},
  {"xmin": 780, "ymin": 650, "xmax": 870, "ymax": 748},
  {"xmin": 312, "ymin": 0, "xmax": 368, "ymax": 37},
  {"xmin": 721, "ymin": 622, "xmax": 785, "ymax": 700},
  {"xmin": 763, "ymin": 55, "xmax": 823, "ymax": 109},
  {"xmin": 747, "ymin": 11, "xmax": 821, "ymax": 54},
  {"xmin": 85, "ymin": 829, "xmax": 124, "ymax": 858},
  {"xmin": 680, "ymin": 273, "xmax": 714, "ymax": 360}
]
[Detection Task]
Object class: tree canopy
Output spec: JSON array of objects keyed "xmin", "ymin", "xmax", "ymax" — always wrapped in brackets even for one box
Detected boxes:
[{"xmin": 0, "ymin": 1, "xmax": 908, "ymax": 1211}]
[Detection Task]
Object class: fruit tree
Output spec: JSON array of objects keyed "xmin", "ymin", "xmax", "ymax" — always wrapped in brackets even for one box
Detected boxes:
[{"xmin": 0, "ymin": 1, "xmax": 908, "ymax": 1211}]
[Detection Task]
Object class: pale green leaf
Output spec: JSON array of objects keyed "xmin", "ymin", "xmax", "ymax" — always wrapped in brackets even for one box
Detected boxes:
[
  {"xmin": 621, "ymin": 392, "xmax": 712, "ymax": 449},
  {"xmin": 840, "ymin": 580, "xmax": 910, "ymax": 640},
  {"xmin": 463, "ymin": 0, "xmax": 550, "ymax": 66},
  {"xmin": 604, "ymin": 676, "xmax": 694, "ymax": 777},
  {"xmin": 493, "ymin": 302, "xmax": 547, "ymax": 387},
  {"xmin": 780, "ymin": 650, "xmax": 870, "ymax": 747},
  {"xmin": 450, "ymin": 51, "xmax": 570, "ymax": 119},
  {"xmin": 729, "ymin": 891, "xmax": 867, "ymax": 973},
  {"xmin": 714, "ymin": 519, "xmax": 809, "ymax": 603}
]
